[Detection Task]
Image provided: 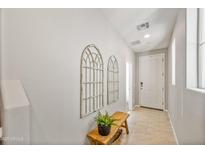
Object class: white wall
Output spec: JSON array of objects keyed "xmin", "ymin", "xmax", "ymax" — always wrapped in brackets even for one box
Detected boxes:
[
  {"xmin": 0, "ymin": 9, "xmax": 2, "ymax": 130},
  {"xmin": 168, "ymin": 9, "xmax": 205, "ymax": 144},
  {"xmin": 0, "ymin": 9, "xmax": 2, "ymax": 80},
  {"xmin": 0, "ymin": 9, "xmax": 136, "ymax": 144}
]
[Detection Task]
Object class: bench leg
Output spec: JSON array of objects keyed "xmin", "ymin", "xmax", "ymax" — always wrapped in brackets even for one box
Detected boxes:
[{"xmin": 125, "ymin": 120, "xmax": 129, "ymax": 134}]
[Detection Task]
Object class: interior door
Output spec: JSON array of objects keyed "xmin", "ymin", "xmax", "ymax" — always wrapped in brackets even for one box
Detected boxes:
[
  {"xmin": 126, "ymin": 62, "xmax": 133, "ymax": 111},
  {"xmin": 139, "ymin": 53, "xmax": 165, "ymax": 110}
]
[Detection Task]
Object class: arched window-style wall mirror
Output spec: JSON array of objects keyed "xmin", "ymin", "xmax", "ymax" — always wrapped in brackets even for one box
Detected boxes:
[
  {"xmin": 107, "ymin": 55, "xmax": 119, "ymax": 105},
  {"xmin": 80, "ymin": 44, "xmax": 104, "ymax": 118}
]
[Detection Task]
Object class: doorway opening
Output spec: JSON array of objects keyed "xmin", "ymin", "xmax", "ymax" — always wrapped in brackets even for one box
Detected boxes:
[{"xmin": 126, "ymin": 62, "xmax": 133, "ymax": 111}]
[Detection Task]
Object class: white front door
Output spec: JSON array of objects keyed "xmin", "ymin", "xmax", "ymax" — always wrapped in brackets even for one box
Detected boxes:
[{"xmin": 139, "ymin": 53, "xmax": 165, "ymax": 110}]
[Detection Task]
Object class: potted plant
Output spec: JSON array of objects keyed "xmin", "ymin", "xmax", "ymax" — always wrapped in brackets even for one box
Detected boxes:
[{"xmin": 96, "ymin": 111, "xmax": 117, "ymax": 136}]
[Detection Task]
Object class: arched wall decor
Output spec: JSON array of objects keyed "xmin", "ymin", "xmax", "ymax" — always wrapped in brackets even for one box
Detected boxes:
[
  {"xmin": 80, "ymin": 44, "xmax": 104, "ymax": 118},
  {"xmin": 107, "ymin": 55, "xmax": 119, "ymax": 105}
]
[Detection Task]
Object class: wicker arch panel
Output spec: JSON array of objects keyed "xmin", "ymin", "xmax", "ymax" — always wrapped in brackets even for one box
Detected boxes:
[
  {"xmin": 80, "ymin": 44, "xmax": 104, "ymax": 118},
  {"xmin": 107, "ymin": 55, "xmax": 119, "ymax": 104}
]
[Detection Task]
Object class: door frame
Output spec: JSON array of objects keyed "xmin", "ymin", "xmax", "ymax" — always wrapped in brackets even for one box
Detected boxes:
[{"xmin": 138, "ymin": 53, "xmax": 166, "ymax": 110}]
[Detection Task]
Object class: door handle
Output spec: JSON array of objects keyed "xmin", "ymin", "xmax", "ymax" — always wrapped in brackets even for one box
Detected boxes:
[{"xmin": 140, "ymin": 82, "xmax": 143, "ymax": 90}]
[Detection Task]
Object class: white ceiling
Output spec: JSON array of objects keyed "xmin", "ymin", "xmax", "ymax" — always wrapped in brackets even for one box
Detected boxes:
[{"xmin": 102, "ymin": 8, "xmax": 178, "ymax": 52}]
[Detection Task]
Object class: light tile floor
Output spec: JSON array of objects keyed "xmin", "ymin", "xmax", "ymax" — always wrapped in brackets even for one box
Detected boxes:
[{"xmin": 116, "ymin": 107, "xmax": 176, "ymax": 145}]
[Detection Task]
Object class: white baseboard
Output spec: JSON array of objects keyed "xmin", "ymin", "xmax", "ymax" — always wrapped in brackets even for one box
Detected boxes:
[
  {"xmin": 134, "ymin": 104, "xmax": 140, "ymax": 108},
  {"xmin": 167, "ymin": 111, "xmax": 179, "ymax": 145}
]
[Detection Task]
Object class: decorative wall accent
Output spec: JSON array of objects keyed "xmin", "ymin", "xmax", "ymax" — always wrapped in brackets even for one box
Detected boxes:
[
  {"xmin": 80, "ymin": 44, "xmax": 104, "ymax": 118},
  {"xmin": 107, "ymin": 55, "xmax": 119, "ymax": 104}
]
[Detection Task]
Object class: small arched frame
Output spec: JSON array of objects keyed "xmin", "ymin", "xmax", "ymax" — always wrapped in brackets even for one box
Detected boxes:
[
  {"xmin": 107, "ymin": 55, "xmax": 119, "ymax": 104},
  {"xmin": 80, "ymin": 44, "xmax": 104, "ymax": 118}
]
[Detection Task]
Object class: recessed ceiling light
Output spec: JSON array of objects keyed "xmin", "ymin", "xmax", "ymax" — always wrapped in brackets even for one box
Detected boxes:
[{"xmin": 144, "ymin": 34, "xmax": 150, "ymax": 38}]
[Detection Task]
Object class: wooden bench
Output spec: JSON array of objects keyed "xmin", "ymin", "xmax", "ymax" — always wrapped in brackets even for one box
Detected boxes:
[{"xmin": 87, "ymin": 111, "xmax": 129, "ymax": 145}]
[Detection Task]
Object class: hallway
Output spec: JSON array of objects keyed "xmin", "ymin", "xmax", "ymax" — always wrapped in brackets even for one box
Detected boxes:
[
  {"xmin": 118, "ymin": 107, "xmax": 176, "ymax": 145},
  {"xmin": 0, "ymin": 8, "xmax": 204, "ymax": 145}
]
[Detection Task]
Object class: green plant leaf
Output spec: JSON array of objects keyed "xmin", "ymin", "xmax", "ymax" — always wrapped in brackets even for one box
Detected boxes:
[{"xmin": 95, "ymin": 111, "xmax": 118, "ymax": 127}]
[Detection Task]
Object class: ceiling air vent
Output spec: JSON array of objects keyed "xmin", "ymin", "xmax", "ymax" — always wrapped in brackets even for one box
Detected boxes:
[
  {"xmin": 137, "ymin": 22, "xmax": 149, "ymax": 31},
  {"xmin": 131, "ymin": 40, "xmax": 141, "ymax": 46}
]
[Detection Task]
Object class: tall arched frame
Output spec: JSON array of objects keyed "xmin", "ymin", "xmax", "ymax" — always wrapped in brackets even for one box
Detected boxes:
[
  {"xmin": 107, "ymin": 55, "xmax": 119, "ymax": 105},
  {"xmin": 80, "ymin": 44, "xmax": 104, "ymax": 118}
]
